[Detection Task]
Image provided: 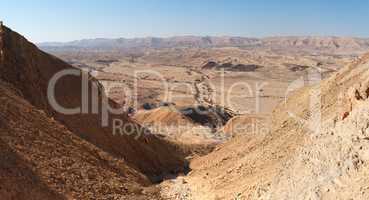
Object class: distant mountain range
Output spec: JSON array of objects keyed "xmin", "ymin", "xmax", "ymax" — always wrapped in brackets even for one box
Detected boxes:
[{"xmin": 38, "ymin": 36, "xmax": 369, "ymax": 52}]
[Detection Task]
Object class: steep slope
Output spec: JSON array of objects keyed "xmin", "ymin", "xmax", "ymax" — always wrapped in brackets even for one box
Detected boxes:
[
  {"xmin": 255, "ymin": 52, "xmax": 369, "ymax": 199},
  {"xmin": 165, "ymin": 52, "xmax": 369, "ymax": 199},
  {"xmin": 0, "ymin": 140, "xmax": 65, "ymax": 200},
  {"xmin": 0, "ymin": 25, "xmax": 187, "ymax": 181},
  {"xmin": 219, "ymin": 114, "xmax": 269, "ymax": 138},
  {"xmin": 0, "ymin": 80, "xmax": 159, "ymax": 199}
]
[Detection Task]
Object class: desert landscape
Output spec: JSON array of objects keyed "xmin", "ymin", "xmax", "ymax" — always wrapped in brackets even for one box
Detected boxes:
[
  {"xmin": 1, "ymin": 1, "xmax": 369, "ymax": 200},
  {"xmin": 38, "ymin": 35, "xmax": 368, "ymax": 145}
]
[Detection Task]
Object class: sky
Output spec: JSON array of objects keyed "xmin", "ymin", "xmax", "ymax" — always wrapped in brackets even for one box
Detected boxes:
[{"xmin": 1, "ymin": 0, "xmax": 369, "ymax": 43}]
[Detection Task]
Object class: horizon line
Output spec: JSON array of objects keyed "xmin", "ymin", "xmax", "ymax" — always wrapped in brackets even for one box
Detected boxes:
[{"xmin": 37, "ymin": 34, "xmax": 369, "ymax": 45}]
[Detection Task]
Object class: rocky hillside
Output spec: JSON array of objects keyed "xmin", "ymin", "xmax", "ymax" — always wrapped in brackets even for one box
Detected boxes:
[
  {"xmin": 0, "ymin": 25, "xmax": 196, "ymax": 199},
  {"xmin": 0, "ymin": 80, "xmax": 156, "ymax": 199},
  {"xmin": 257, "ymin": 52, "xmax": 369, "ymax": 199},
  {"xmin": 0, "ymin": 24, "xmax": 191, "ymax": 180},
  {"xmin": 161, "ymin": 52, "xmax": 369, "ymax": 199}
]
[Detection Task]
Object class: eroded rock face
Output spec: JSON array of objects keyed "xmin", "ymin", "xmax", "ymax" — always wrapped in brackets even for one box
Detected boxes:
[
  {"xmin": 258, "ymin": 93, "xmax": 369, "ymax": 199},
  {"xmin": 253, "ymin": 53, "xmax": 369, "ymax": 199}
]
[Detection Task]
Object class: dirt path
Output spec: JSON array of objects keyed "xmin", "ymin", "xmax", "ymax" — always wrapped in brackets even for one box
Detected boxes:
[{"xmin": 190, "ymin": 69, "xmax": 214, "ymax": 106}]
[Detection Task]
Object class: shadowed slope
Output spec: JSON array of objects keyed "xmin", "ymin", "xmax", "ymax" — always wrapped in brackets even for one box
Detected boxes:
[
  {"xmin": 0, "ymin": 80, "xmax": 162, "ymax": 199},
  {"xmin": 0, "ymin": 140, "xmax": 65, "ymax": 200},
  {"xmin": 0, "ymin": 25, "xmax": 187, "ymax": 181}
]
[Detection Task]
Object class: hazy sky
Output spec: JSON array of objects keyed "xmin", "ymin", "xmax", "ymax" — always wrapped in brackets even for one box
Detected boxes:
[{"xmin": 1, "ymin": 0, "xmax": 369, "ymax": 42}]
